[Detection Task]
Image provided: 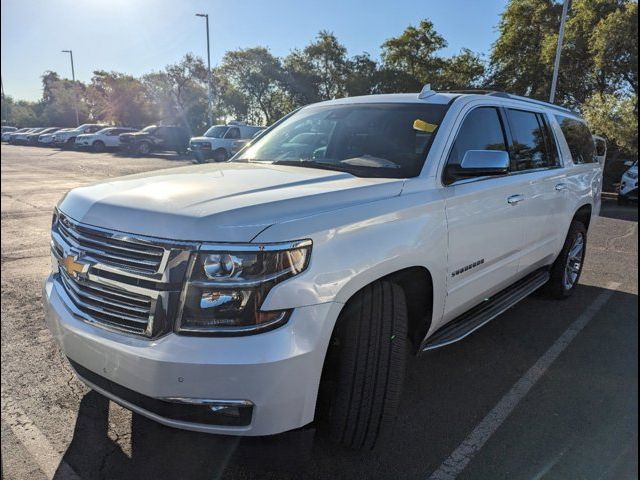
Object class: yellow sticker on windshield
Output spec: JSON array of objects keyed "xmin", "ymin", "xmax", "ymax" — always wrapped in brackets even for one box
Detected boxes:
[{"xmin": 413, "ymin": 119, "xmax": 438, "ymax": 133}]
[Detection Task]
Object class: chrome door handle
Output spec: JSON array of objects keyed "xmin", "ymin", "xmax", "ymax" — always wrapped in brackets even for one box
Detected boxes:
[
  {"xmin": 555, "ymin": 183, "xmax": 568, "ymax": 191},
  {"xmin": 507, "ymin": 194, "xmax": 525, "ymax": 206}
]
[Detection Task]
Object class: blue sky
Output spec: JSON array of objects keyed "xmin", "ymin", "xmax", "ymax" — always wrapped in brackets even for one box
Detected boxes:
[{"xmin": 1, "ymin": 0, "xmax": 507, "ymax": 101}]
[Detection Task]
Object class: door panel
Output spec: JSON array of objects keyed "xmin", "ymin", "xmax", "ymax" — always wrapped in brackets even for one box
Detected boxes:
[
  {"xmin": 443, "ymin": 176, "xmax": 529, "ymax": 322},
  {"xmin": 505, "ymin": 109, "xmax": 570, "ymax": 274},
  {"xmin": 441, "ymin": 106, "xmax": 529, "ymax": 323},
  {"xmin": 516, "ymin": 170, "xmax": 569, "ymax": 274}
]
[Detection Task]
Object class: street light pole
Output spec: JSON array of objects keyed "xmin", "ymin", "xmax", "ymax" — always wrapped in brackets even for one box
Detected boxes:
[
  {"xmin": 550, "ymin": 0, "xmax": 570, "ymax": 104},
  {"xmin": 196, "ymin": 13, "xmax": 213, "ymax": 125},
  {"xmin": 62, "ymin": 50, "xmax": 80, "ymax": 126}
]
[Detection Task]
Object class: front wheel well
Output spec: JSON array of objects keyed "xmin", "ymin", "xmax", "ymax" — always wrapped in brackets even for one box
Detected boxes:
[
  {"xmin": 333, "ymin": 267, "xmax": 433, "ymax": 352},
  {"xmin": 572, "ymin": 204, "xmax": 593, "ymax": 231}
]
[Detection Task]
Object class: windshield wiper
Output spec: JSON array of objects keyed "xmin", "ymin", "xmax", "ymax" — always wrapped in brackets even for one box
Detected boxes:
[{"xmin": 271, "ymin": 159, "xmax": 361, "ymax": 174}]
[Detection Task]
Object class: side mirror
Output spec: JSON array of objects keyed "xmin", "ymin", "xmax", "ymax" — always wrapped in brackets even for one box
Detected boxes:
[{"xmin": 456, "ymin": 150, "xmax": 510, "ymax": 177}]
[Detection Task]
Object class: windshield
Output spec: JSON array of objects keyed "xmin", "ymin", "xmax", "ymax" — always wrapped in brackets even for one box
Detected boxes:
[
  {"xmin": 204, "ymin": 126, "xmax": 229, "ymax": 138},
  {"xmin": 235, "ymin": 103, "xmax": 448, "ymax": 178}
]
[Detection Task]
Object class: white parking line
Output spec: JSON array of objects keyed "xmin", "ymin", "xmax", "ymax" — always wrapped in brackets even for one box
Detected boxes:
[
  {"xmin": 1, "ymin": 395, "xmax": 81, "ymax": 480},
  {"xmin": 427, "ymin": 281, "xmax": 621, "ymax": 480}
]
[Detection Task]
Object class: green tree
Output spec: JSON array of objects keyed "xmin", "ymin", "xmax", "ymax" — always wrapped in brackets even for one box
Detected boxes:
[
  {"xmin": 40, "ymin": 73, "xmax": 89, "ymax": 127},
  {"xmin": 488, "ymin": 0, "xmax": 561, "ymax": 98},
  {"xmin": 87, "ymin": 71, "xmax": 154, "ymax": 127},
  {"xmin": 438, "ymin": 49, "xmax": 486, "ymax": 90},
  {"xmin": 345, "ymin": 53, "xmax": 380, "ymax": 97},
  {"xmin": 380, "ymin": 19, "xmax": 447, "ymax": 90},
  {"xmin": 490, "ymin": 0, "xmax": 637, "ymax": 105},
  {"xmin": 220, "ymin": 47, "xmax": 289, "ymax": 124},
  {"xmin": 589, "ymin": 1, "xmax": 638, "ymax": 96},
  {"xmin": 1, "ymin": 95, "xmax": 41, "ymax": 127},
  {"xmin": 583, "ymin": 92, "xmax": 638, "ymax": 155},
  {"xmin": 142, "ymin": 54, "xmax": 209, "ymax": 133}
]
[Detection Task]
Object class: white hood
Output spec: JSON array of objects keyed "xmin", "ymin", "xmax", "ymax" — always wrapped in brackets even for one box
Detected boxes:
[{"xmin": 58, "ymin": 162, "xmax": 404, "ymax": 242}]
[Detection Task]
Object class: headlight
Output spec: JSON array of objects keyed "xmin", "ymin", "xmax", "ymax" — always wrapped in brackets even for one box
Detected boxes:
[{"xmin": 177, "ymin": 240, "xmax": 312, "ymax": 335}]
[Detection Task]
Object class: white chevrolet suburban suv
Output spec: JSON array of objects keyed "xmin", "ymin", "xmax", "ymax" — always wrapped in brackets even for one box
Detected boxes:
[{"xmin": 44, "ymin": 88, "xmax": 602, "ymax": 449}]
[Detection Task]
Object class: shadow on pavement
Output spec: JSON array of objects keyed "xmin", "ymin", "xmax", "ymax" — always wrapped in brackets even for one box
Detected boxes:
[
  {"xmin": 599, "ymin": 199, "xmax": 638, "ymax": 222},
  {"xmin": 54, "ymin": 284, "xmax": 637, "ymax": 480},
  {"xmin": 111, "ymin": 150, "xmax": 193, "ymax": 162}
]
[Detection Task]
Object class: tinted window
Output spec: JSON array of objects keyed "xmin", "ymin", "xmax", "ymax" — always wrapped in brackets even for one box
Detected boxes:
[
  {"xmin": 204, "ymin": 126, "xmax": 229, "ymax": 138},
  {"xmin": 555, "ymin": 116, "xmax": 596, "ymax": 164},
  {"xmin": 444, "ymin": 107, "xmax": 507, "ymax": 184},
  {"xmin": 237, "ymin": 103, "xmax": 449, "ymax": 178},
  {"xmin": 508, "ymin": 109, "xmax": 558, "ymax": 171},
  {"xmin": 225, "ymin": 127, "xmax": 241, "ymax": 140}
]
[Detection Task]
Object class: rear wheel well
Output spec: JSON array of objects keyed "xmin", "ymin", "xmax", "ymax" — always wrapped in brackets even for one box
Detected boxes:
[{"xmin": 573, "ymin": 204, "xmax": 593, "ymax": 231}]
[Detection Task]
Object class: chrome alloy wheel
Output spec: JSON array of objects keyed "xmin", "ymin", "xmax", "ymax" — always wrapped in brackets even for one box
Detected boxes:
[{"xmin": 564, "ymin": 233, "xmax": 585, "ymax": 290}]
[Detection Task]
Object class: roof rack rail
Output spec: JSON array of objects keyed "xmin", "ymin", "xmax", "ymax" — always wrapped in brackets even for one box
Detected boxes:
[
  {"xmin": 498, "ymin": 93, "xmax": 575, "ymax": 114},
  {"xmin": 441, "ymin": 89, "xmax": 575, "ymax": 114},
  {"xmin": 441, "ymin": 89, "xmax": 507, "ymax": 96}
]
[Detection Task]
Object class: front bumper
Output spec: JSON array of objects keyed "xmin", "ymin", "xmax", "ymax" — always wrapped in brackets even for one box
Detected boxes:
[
  {"xmin": 188, "ymin": 145, "xmax": 213, "ymax": 158},
  {"xmin": 43, "ymin": 273, "xmax": 340, "ymax": 436}
]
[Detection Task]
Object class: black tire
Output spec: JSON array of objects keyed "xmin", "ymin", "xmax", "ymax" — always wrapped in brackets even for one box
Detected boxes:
[
  {"xmin": 546, "ymin": 220, "xmax": 587, "ymax": 299},
  {"xmin": 213, "ymin": 148, "xmax": 228, "ymax": 162},
  {"xmin": 92, "ymin": 140, "xmax": 106, "ymax": 153},
  {"xmin": 65, "ymin": 138, "xmax": 76, "ymax": 149},
  {"xmin": 137, "ymin": 141, "xmax": 151, "ymax": 156},
  {"xmin": 326, "ymin": 280, "xmax": 408, "ymax": 450}
]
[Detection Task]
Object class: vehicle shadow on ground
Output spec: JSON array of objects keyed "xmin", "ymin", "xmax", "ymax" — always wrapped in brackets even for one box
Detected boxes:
[
  {"xmin": 110, "ymin": 150, "xmax": 193, "ymax": 162},
  {"xmin": 599, "ymin": 199, "xmax": 638, "ymax": 222},
  {"xmin": 53, "ymin": 283, "xmax": 637, "ymax": 480}
]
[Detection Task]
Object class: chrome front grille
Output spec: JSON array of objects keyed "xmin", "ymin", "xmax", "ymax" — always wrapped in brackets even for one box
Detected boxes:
[
  {"xmin": 57, "ymin": 215, "xmax": 166, "ymax": 274},
  {"xmin": 59, "ymin": 268, "xmax": 154, "ymax": 335},
  {"xmin": 51, "ymin": 211, "xmax": 195, "ymax": 338}
]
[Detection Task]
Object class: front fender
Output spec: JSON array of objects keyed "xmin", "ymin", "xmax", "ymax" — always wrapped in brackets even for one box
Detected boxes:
[{"xmin": 253, "ymin": 189, "xmax": 448, "ymax": 328}]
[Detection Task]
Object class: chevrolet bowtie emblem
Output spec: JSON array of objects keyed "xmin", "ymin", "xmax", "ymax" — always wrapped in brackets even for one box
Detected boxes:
[{"xmin": 62, "ymin": 254, "xmax": 90, "ymax": 279}]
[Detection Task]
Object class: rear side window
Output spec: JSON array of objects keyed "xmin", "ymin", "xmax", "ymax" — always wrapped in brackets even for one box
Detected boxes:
[
  {"xmin": 225, "ymin": 127, "xmax": 241, "ymax": 139},
  {"xmin": 444, "ymin": 107, "xmax": 508, "ymax": 184},
  {"xmin": 507, "ymin": 109, "xmax": 559, "ymax": 171},
  {"xmin": 555, "ymin": 116, "xmax": 596, "ymax": 164}
]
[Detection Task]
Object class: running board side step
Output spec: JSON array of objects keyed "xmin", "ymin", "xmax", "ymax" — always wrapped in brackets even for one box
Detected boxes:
[{"xmin": 421, "ymin": 269, "xmax": 550, "ymax": 352}]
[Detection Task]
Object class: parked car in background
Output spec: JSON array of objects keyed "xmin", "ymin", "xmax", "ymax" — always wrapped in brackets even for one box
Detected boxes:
[
  {"xmin": 189, "ymin": 122, "xmax": 265, "ymax": 162},
  {"xmin": 11, "ymin": 127, "xmax": 47, "ymax": 145},
  {"xmin": 75, "ymin": 127, "xmax": 138, "ymax": 152},
  {"xmin": 26, "ymin": 127, "xmax": 62, "ymax": 145},
  {"xmin": 1, "ymin": 126, "xmax": 17, "ymax": 136},
  {"xmin": 119, "ymin": 125, "xmax": 190, "ymax": 155},
  {"xmin": 2, "ymin": 127, "xmax": 28, "ymax": 142},
  {"xmin": 39, "ymin": 128, "xmax": 72, "ymax": 146},
  {"xmin": 53, "ymin": 124, "xmax": 106, "ymax": 148},
  {"xmin": 619, "ymin": 160, "xmax": 638, "ymax": 205},
  {"xmin": 45, "ymin": 88, "xmax": 603, "ymax": 449}
]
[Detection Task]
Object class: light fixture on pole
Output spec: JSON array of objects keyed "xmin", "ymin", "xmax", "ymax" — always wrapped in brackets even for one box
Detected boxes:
[
  {"xmin": 550, "ymin": 0, "xmax": 570, "ymax": 104},
  {"xmin": 196, "ymin": 13, "xmax": 214, "ymax": 125},
  {"xmin": 62, "ymin": 50, "xmax": 80, "ymax": 126}
]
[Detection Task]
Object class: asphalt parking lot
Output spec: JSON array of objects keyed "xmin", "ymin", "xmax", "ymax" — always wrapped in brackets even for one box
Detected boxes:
[{"xmin": 1, "ymin": 144, "xmax": 637, "ymax": 480}]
